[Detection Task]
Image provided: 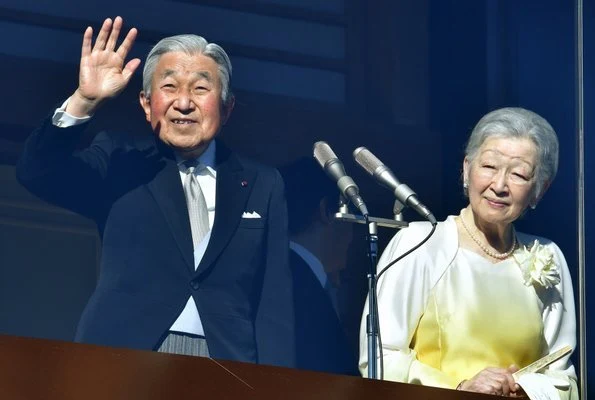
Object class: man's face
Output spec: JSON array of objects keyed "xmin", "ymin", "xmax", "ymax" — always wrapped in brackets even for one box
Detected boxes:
[{"xmin": 140, "ymin": 52, "xmax": 233, "ymax": 159}]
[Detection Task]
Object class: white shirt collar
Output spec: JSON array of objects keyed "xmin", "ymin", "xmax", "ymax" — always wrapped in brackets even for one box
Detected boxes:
[
  {"xmin": 290, "ymin": 241, "xmax": 328, "ymax": 288},
  {"xmin": 175, "ymin": 140, "xmax": 217, "ymax": 175}
]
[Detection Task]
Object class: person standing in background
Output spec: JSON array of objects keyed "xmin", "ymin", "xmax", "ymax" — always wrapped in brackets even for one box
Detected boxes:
[{"xmin": 281, "ymin": 157, "xmax": 358, "ymax": 375}]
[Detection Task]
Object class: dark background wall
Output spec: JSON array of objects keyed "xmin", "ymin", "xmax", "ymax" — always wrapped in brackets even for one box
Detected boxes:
[{"xmin": 0, "ymin": 0, "xmax": 589, "ymax": 394}]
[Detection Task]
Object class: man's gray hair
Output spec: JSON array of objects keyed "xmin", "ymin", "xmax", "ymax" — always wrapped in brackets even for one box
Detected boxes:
[
  {"xmin": 142, "ymin": 34, "xmax": 233, "ymax": 107},
  {"xmin": 465, "ymin": 107, "xmax": 559, "ymax": 200}
]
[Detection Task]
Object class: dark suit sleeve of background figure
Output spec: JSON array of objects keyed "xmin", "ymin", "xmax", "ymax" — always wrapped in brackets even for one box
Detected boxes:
[
  {"xmin": 254, "ymin": 169, "xmax": 296, "ymax": 368},
  {"xmin": 16, "ymin": 115, "xmax": 112, "ymax": 220}
]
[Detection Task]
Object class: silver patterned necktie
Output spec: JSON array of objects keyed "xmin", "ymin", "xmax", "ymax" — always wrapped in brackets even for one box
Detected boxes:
[{"xmin": 182, "ymin": 160, "xmax": 210, "ymax": 250}]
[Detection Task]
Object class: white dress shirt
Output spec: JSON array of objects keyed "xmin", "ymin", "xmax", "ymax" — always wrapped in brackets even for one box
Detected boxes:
[
  {"xmin": 290, "ymin": 241, "xmax": 327, "ymax": 288},
  {"xmin": 290, "ymin": 241, "xmax": 339, "ymax": 312}
]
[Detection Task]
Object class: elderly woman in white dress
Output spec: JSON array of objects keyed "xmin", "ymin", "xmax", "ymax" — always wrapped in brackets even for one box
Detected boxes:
[{"xmin": 359, "ymin": 107, "xmax": 577, "ymax": 399}]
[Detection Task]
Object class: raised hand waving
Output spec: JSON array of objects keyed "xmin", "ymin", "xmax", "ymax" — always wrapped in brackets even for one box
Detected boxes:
[{"xmin": 67, "ymin": 16, "xmax": 141, "ymax": 117}]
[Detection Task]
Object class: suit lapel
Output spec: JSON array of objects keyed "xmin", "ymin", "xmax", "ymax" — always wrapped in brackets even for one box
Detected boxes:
[
  {"xmin": 195, "ymin": 146, "xmax": 255, "ymax": 277},
  {"xmin": 146, "ymin": 155, "xmax": 195, "ymax": 271}
]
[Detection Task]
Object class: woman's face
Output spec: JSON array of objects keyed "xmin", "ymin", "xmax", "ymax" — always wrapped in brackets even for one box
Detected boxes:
[{"xmin": 464, "ymin": 136, "xmax": 539, "ymax": 228}]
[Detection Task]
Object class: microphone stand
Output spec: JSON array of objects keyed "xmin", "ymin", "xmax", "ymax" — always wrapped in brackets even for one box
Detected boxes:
[
  {"xmin": 393, "ymin": 199, "xmax": 405, "ymax": 222},
  {"xmin": 333, "ymin": 198, "xmax": 406, "ymax": 380},
  {"xmin": 365, "ymin": 215, "xmax": 380, "ymax": 379}
]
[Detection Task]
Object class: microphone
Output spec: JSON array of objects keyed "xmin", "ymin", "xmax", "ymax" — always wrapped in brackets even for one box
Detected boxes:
[
  {"xmin": 313, "ymin": 141, "xmax": 369, "ymax": 216},
  {"xmin": 353, "ymin": 147, "xmax": 436, "ymax": 224}
]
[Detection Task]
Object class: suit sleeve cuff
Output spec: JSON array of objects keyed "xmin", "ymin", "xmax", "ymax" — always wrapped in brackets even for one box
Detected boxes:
[{"xmin": 52, "ymin": 98, "xmax": 92, "ymax": 127}]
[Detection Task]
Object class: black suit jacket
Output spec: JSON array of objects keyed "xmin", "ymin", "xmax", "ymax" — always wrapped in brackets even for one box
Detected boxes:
[
  {"xmin": 16, "ymin": 117, "xmax": 295, "ymax": 367},
  {"xmin": 290, "ymin": 249, "xmax": 358, "ymax": 375}
]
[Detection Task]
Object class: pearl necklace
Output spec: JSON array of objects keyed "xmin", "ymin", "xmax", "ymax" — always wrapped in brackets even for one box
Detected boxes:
[{"xmin": 459, "ymin": 211, "xmax": 517, "ymax": 260}]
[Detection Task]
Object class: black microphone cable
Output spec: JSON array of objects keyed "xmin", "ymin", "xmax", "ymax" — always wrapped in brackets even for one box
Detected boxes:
[{"xmin": 371, "ymin": 221, "xmax": 438, "ymax": 380}]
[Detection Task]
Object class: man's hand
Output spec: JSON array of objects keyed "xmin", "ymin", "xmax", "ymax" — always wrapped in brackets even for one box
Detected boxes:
[
  {"xmin": 67, "ymin": 16, "xmax": 141, "ymax": 118},
  {"xmin": 458, "ymin": 365, "xmax": 522, "ymax": 397}
]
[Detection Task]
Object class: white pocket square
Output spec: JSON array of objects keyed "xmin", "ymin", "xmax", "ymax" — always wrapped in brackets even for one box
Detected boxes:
[{"xmin": 242, "ymin": 211, "xmax": 261, "ymax": 219}]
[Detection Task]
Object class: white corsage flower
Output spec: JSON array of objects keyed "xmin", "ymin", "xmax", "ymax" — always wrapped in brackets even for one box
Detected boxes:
[{"xmin": 513, "ymin": 240, "xmax": 560, "ymax": 288}]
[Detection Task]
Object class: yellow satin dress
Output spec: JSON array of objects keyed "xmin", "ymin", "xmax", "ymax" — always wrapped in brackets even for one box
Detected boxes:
[{"xmin": 411, "ymin": 247, "xmax": 547, "ymax": 385}]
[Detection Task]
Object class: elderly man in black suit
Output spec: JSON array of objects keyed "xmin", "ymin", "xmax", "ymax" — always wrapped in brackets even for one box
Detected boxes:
[
  {"xmin": 17, "ymin": 16, "xmax": 294, "ymax": 367},
  {"xmin": 280, "ymin": 157, "xmax": 358, "ymax": 375}
]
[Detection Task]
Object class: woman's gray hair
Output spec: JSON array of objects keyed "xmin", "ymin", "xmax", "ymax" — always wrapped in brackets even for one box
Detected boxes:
[
  {"xmin": 464, "ymin": 107, "xmax": 559, "ymax": 200},
  {"xmin": 142, "ymin": 34, "xmax": 233, "ymax": 107}
]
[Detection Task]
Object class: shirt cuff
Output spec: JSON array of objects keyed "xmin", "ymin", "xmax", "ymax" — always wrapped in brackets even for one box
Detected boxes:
[{"xmin": 51, "ymin": 98, "xmax": 92, "ymax": 128}]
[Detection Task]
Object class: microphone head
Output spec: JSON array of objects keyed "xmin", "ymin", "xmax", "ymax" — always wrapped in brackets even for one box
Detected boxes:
[
  {"xmin": 313, "ymin": 141, "xmax": 337, "ymax": 168},
  {"xmin": 314, "ymin": 141, "xmax": 347, "ymax": 182},
  {"xmin": 353, "ymin": 146, "xmax": 383, "ymax": 175}
]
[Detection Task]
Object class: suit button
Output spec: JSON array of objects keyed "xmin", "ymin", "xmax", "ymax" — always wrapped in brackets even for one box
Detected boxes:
[{"xmin": 190, "ymin": 279, "xmax": 199, "ymax": 290}]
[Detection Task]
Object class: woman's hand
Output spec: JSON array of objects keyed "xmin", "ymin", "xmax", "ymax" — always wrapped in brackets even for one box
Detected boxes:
[{"xmin": 458, "ymin": 365, "xmax": 522, "ymax": 396}]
